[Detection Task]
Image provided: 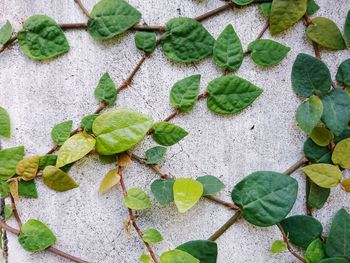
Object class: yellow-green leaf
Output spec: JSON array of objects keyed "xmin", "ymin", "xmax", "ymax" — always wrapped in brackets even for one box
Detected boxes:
[
  {"xmin": 123, "ymin": 188, "xmax": 152, "ymax": 210},
  {"xmin": 310, "ymin": 127, "xmax": 334, "ymax": 147},
  {"xmin": 142, "ymin": 228, "xmax": 163, "ymax": 243},
  {"xmin": 139, "ymin": 253, "xmax": 151, "ymax": 263},
  {"xmin": 302, "ymin": 164, "xmax": 343, "ymax": 188},
  {"xmin": 0, "ymin": 146, "xmax": 24, "ymax": 180},
  {"xmin": 43, "ymin": 166, "xmax": 78, "ymax": 192},
  {"xmin": 173, "ymin": 178, "xmax": 203, "ymax": 213},
  {"xmin": 98, "ymin": 169, "xmax": 120, "ymax": 193},
  {"xmin": 271, "ymin": 240, "xmax": 287, "ymax": 253},
  {"xmin": 332, "ymin": 138, "xmax": 350, "ymax": 168},
  {"xmin": 160, "ymin": 249, "xmax": 199, "ymax": 263},
  {"xmin": 16, "ymin": 156, "xmax": 40, "ymax": 181},
  {"xmin": 341, "ymin": 178, "xmax": 350, "ymax": 192}
]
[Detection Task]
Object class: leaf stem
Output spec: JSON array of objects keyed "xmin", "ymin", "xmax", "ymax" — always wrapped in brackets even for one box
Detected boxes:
[
  {"xmin": 208, "ymin": 211, "xmax": 241, "ymax": 241},
  {"xmin": 194, "ymin": 2, "xmax": 234, "ymax": 22},
  {"xmin": 74, "ymin": 0, "xmax": 90, "ymax": 18},
  {"xmin": 10, "ymin": 194, "xmax": 22, "ymax": 228},
  {"xmin": 283, "ymin": 157, "xmax": 308, "ymax": 176},
  {"xmin": 304, "ymin": 14, "xmax": 321, "ymax": 59}
]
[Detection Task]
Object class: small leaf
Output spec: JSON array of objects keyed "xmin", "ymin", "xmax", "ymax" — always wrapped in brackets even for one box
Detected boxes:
[
  {"xmin": 307, "ymin": 181, "xmax": 330, "ymax": 209},
  {"xmin": 94, "ymin": 73, "xmax": 117, "ymax": 105},
  {"xmin": 0, "ymin": 106, "xmax": 11, "ymax": 138},
  {"xmin": 213, "ymin": 24, "xmax": 243, "ymax": 72},
  {"xmin": 310, "ymin": 126, "xmax": 334, "ymax": 147},
  {"xmin": 0, "ymin": 20, "xmax": 12, "ymax": 45},
  {"xmin": 142, "ymin": 228, "xmax": 163, "ymax": 243},
  {"xmin": 98, "ymin": 169, "xmax": 120, "ymax": 193},
  {"xmin": 306, "ymin": 17, "xmax": 347, "ymax": 50},
  {"xmin": 176, "ymin": 240, "xmax": 217, "ymax": 263},
  {"xmin": 18, "ymin": 219, "xmax": 56, "ymax": 252},
  {"xmin": 117, "ymin": 153, "xmax": 132, "ymax": 167},
  {"xmin": 269, "ymin": 0, "xmax": 307, "ymax": 35},
  {"xmin": 17, "ymin": 15, "xmax": 69, "ymax": 60},
  {"xmin": 271, "ymin": 240, "xmax": 287, "ymax": 254},
  {"xmin": 232, "ymin": 0, "xmax": 254, "ymax": 5},
  {"xmin": 161, "ymin": 17, "xmax": 215, "ymax": 63},
  {"xmin": 135, "ymin": 31, "xmax": 157, "ymax": 54},
  {"xmin": 206, "ymin": 75, "xmax": 262, "ymax": 115},
  {"xmin": 4, "ymin": 204, "xmax": 13, "ymax": 220},
  {"xmin": 160, "ymin": 249, "xmax": 199, "ymax": 263},
  {"xmin": 0, "ymin": 146, "xmax": 24, "ymax": 180},
  {"xmin": 18, "ymin": 180, "xmax": 38, "ymax": 198},
  {"xmin": 196, "ymin": 175, "xmax": 225, "ymax": 196},
  {"xmin": 332, "ymin": 138, "xmax": 350, "ymax": 168},
  {"xmin": 292, "ymin": 53, "xmax": 332, "ymax": 97},
  {"xmin": 303, "ymin": 138, "xmax": 332, "ymax": 164},
  {"xmin": 336, "ymin": 59, "xmax": 350, "ymax": 87},
  {"xmin": 341, "ymin": 178, "xmax": 350, "ymax": 192},
  {"xmin": 145, "ymin": 146, "xmax": 167, "ymax": 164},
  {"xmin": 123, "ymin": 188, "xmax": 152, "ymax": 210},
  {"xmin": 9, "ymin": 180, "xmax": 19, "ymax": 201},
  {"xmin": 42, "ymin": 166, "xmax": 78, "ymax": 192},
  {"xmin": 87, "ymin": 0, "xmax": 141, "ymax": 41},
  {"xmin": 0, "ymin": 181, "xmax": 10, "ymax": 198},
  {"xmin": 170, "ymin": 75, "xmax": 200, "ymax": 112},
  {"xmin": 151, "ymin": 179, "xmax": 175, "ymax": 205},
  {"xmin": 81, "ymin": 114, "xmax": 99, "ymax": 133},
  {"xmin": 259, "ymin": 3, "xmax": 272, "ymax": 17},
  {"xmin": 56, "ymin": 132, "xmax": 96, "ymax": 168},
  {"xmin": 38, "ymin": 155, "xmax": 57, "ymax": 170},
  {"xmin": 139, "ymin": 253, "xmax": 151, "ymax": 263},
  {"xmin": 99, "ymin": 154, "xmax": 117, "ymax": 164},
  {"xmin": 173, "ymin": 178, "xmax": 203, "ymax": 213},
  {"xmin": 248, "ymin": 39, "xmax": 290, "ymax": 67},
  {"xmin": 51, "ymin": 120, "xmax": 72, "ymax": 146},
  {"xmin": 152, "ymin": 122, "xmax": 188, "ymax": 146},
  {"xmin": 306, "ymin": 239, "xmax": 326, "ymax": 263},
  {"xmin": 296, "ymin": 96, "xmax": 323, "ymax": 134},
  {"xmin": 302, "ymin": 164, "xmax": 342, "ymax": 188},
  {"xmin": 16, "ymin": 156, "xmax": 40, "ymax": 181},
  {"xmin": 306, "ymin": 0, "xmax": 320, "ymax": 16}
]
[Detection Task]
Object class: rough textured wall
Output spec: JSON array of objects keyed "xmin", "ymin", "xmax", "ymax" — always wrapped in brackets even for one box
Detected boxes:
[{"xmin": 0, "ymin": 0, "xmax": 349, "ymax": 262}]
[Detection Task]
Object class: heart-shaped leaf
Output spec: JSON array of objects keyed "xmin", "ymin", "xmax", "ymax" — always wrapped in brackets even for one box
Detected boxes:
[
  {"xmin": 80, "ymin": 114, "xmax": 99, "ymax": 133},
  {"xmin": 310, "ymin": 126, "xmax": 334, "ymax": 147},
  {"xmin": 16, "ymin": 156, "xmax": 40, "ymax": 181},
  {"xmin": 145, "ymin": 146, "xmax": 167, "ymax": 164},
  {"xmin": 152, "ymin": 122, "xmax": 188, "ymax": 146},
  {"xmin": 196, "ymin": 176, "xmax": 225, "ymax": 196},
  {"xmin": 177, "ymin": 240, "xmax": 217, "ymax": 263},
  {"xmin": 98, "ymin": 169, "xmax": 120, "ymax": 193},
  {"xmin": 305, "ymin": 239, "xmax": 326, "ymax": 263},
  {"xmin": 51, "ymin": 120, "xmax": 73, "ymax": 146},
  {"xmin": 160, "ymin": 249, "xmax": 199, "ymax": 263},
  {"xmin": 170, "ymin": 75, "xmax": 200, "ymax": 112},
  {"xmin": 123, "ymin": 187, "xmax": 152, "ymax": 210},
  {"xmin": 173, "ymin": 178, "xmax": 203, "ymax": 213},
  {"xmin": 332, "ymin": 138, "xmax": 350, "ymax": 168},
  {"xmin": 302, "ymin": 164, "xmax": 342, "ymax": 188},
  {"xmin": 151, "ymin": 179, "xmax": 175, "ymax": 205},
  {"xmin": 271, "ymin": 240, "xmax": 287, "ymax": 254},
  {"xmin": 94, "ymin": 72, "xmax": 117, "ymax": 105},
  {"xmin": 336, "ymin": 59, "xmax": 350, "ymax": 87},
  {"xmin": 303, "ymin": 138, "xmax": 332, "ymax": 164},
  {"xmin": 0, "ymin": 146, "xmax": 24, "ymax": 180},
  {"xmin": 43, "ymin": 166, "xmax": 78, "ymax": 192},
  {"xmin": 307, "ymin": 181, "xmax": 330, "ymax": 209},
  {"xmin": 142, "ymin": 228, "xmax": 163, "ymax": 244},
  {"xmin": 296, "ymin": 96, "xmax": 323, "ymax": 134},
  {"xmin": 135, "ymin": 31, "xmax": 157, "ymax": 54},
  {"xmin": 18, "ymin": 180, "xmax": 38, "ymax": 198}
]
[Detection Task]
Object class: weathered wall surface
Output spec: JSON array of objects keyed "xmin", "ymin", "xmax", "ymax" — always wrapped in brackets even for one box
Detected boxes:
[{"xmin": 0, "ymin": 0, "xmax": 349, "ymax": 262}]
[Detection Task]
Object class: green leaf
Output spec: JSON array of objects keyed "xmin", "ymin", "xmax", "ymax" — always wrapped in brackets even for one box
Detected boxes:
[
  {"xmin": 247, "ymin": 39, "xmax": 290, "ymax": 67},
  {"xmin": 291, "ymin": 53, "xmax": 332, "ymax": 97},
  {"xmin": 93, "ymin": 108, "xmax": 153, "ymax": 155},
  {"xmin": 161, "ymin": 17, "xmax": 215, "ymax": 63},
  {"xmin": 145, "ymin": 146, "xmax": 167, "ymax": 164},
  {"xmin": 135, "ymin": 31, "xmax": 157, "ymax": 54},
  {"xmin": 318, "ymin": 258, "xmax": 348, "ymax": 263},
  {"xmin": 307, "ymin": 17, "xmax": 347, "ymax": 50},
  {"xmin": 4, "ymin": 204, "xmax": 12, "ymax": 220},
  {"xmin": 332, "ymin": 138, "xmax": 350, "ymax": 168},
  {"xmin": 336, "ymin": 59, "xmax": 350, "ymax": 87},
  {"xmin": 87, "ymin": 0, "xmax": 141, "ymax": 41},
  {"xmin": 173, "ymin": 178, "xmax": 203, "ymax": 213},
  {"xmin": 269, "ymin": 0, "xmax": 307, "ymax": 35},
  {"xmin": 142, "ymin": 228, "xmax": 163, "ymax": 243},
  {"xmin": 99, "ymin": 154, "xmax": 117, "ymax": 164},
  {"xmin": 259, "ymin": 3, "xmax": 272, "ymax": 17},
  {"xmin": 326, "ymin": 209, "xmax": 350, "ymax": 259},
  {"xmin": 151, "ymin": 179, "xmax": 175, "ymax": 205},
  {"xmin": 345, "ymin": 11, "xmax": 350, "ymax": 44},
  {"xmin": 18, "ymin": 219, "xmax": 56, "ymax": 252},
  {"xmin": 152, "ymin": 122, "xmax": 188, "ymax": 146},
  {"xmin": 139, "ymin": 253, "xmax": 151, "ymax": 263},
  {"xmin": 0, "ymin": 181, "xmax": 10, "ymax": 198},
  {"xmin": 51, "ymin": 120, "xmax": 72, "ymax": 146},
  {"xmin": 0, "ymin": 146, "xmax": 25, "ymax": 180},
  {"xmin": 16, "ymin": 156, "xmax": 40, "ymax": 181},
  {"xmin": 0, "ymin": 20, "xmax": 12, "ymax": 45},
  {"xmin": 271, "ymin": 240, "xmax": 287, "ymax": 254},
  {"xmin": 196, "ymin": 176, "xmax": 225, "ymax": 196},
  {"xmin": 307, "ymin": 0, "xmax": 320, "ymax": 16},
  {"xmin": 231, "ymin": 171, "xmax": 298, "ymax": 227},
  {"xmin": 304, "ymin": 138, "xmax": 332, "ymax": 163},
  {"xmin": 306, "ymin": 239, "xmax": 326, "ymax": 263},
  {"xmin": 232, "ymin": 0, "xmax": 254, "ymax": 5},
  {"xmin": 213, "ymin": 24, "xmax": 243, "ymax": 72},
  {"xmin": 302, "ymin": 164, "xmax": 342, "ymax": 188},
  {"xmin": 98, "ymin": 169, "xmax": 120, "ymax": 193},
  {"xmin": 280, "ymin": 215, "xmax": 323, "ymax": 248},
  {"xmin": 56, "ymin": 132, "xmax": 95, "ymax": 168},
  {"xmin": 160, "ymin": 249, "xmax": 199, "ymax": 263},
  {"xmin": 17, "ymin": 15, "xmax": 69, "ymax": 60},
  {"xmin": 123, "ymin": 188, "xmax": 152, "ymax": 210},
  {"xmin": 335, "ymin": 127, "xmax": 350, "ymax": 143},
  {"xmin": 0, "ymin": 106, "xmax": 11, "ymax": 138},
  {"xmin": 206, "ymin": 75, "xmax": 262, "ymax": 115},
  {"xmin": 307, "ymin": 181, "xmax": 330, "ymax": 209},
  {"xmin": 177, "ymin": 240, "xmax": 217, "ymax": 263},
  {"xmin": 321, "ymin": 89, "xmax": 350, "ymax": 136},
  {"xmin": 170, "ymin": 75, "xmax": 200, "ymax": 112},
  {"xmin": 42, "ymin": 166, "xmax": 78, "ymax": 192},
  {"xmin": 94, "ymin": 72, "xmax": 117, "ymax": 105},
  {"xmin": 18, "ymin": 180, "xmax": 38, "ymax": 198},
  {"xmin": 310, "ymin": 126, "xmax": 334, "ymax": 147},
  {"xmin": 39, "ymin": 155, "xmax": 57, "ymax": 170},
  {"xmin": 81, "ymin": 114, "xmax": 99, "ymax": 133},
  {"xmin": 296, "ymin": 96, "xmax": 323, "ymax": 134}
]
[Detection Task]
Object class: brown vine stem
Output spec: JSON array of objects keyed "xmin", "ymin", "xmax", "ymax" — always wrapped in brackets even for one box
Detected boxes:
[
  {"xmin": 117, "ymin": 166, "xmax": 160, "ymax": 263},
  {"xmin": 0, "ymin": 140, "xmax": 8, "ymax": 263},
  {"xmin": 10, "ymin": 194, "xmax": 22, "ymax": 228},
  {"xmin": 195, "ymin": 2, "xmax": 234, "ymax": 22},
  {"xmin": 283, "ymin": 157, "xmax": 308, "ymax": 176},
  {"xmin": 208, "ymin": 211, "xmax": 241, "ymax": 241},
  {"xmin": 74, "ymin": 0, "xmax": 90, "ymax": 18}
]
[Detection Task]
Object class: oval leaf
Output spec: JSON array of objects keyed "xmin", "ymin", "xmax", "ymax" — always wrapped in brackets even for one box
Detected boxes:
[
  {"xmin": 336, "ymin": 59, "xmax": 350, "ymax": 86},
  {"xmin": 303, "ymin": 138, "xmax": 332, "ymax": 164},
  {"xmin": 145, "ymin": 146, "xmax": 167, "ymax": 165},
  {"xmin": 0, "ymin": 146, "xmax": 24, "ymax": 180},
  {"xmin": 196, "ymin": 175, "xmax": 225, "ymax": 196},
  {"xmin": 306, "ymin": 239, "xmax": 326, "ymax": 263},
  {"xmin": 135, "ymin": 31, "xmax": 157, "ymax": 54},
  {"xmin": 271, "ymin": 240, "xmax": 287, "ymax": 254},
  {"xmin": 302, "ymin": 164, "xmax": 343, "ymax": 188},
  {"xmin": 94, "ymin": 72, "xmax": 117, "ymax": 105},
  {"xmin": 0, "ymin": 20, "xmax": 12, "ymax": 45},
  {"xmin": 16, "ymin": 156, "xmax": 40, "ymax": 181},
  {"xmin": 173, "ymin": 178, "xmax": 203, "ymax": 213},
  {"xmin": 43, "ymin": 166, "xmax": 78, "ymax": 192},
  {"xmin": 296, "ymin": 96, "xmax": 323, "ymax": 134},
  {"xmin": 170, "ymin": 75, "xmax": 200, "ymax": 112},
  {"xmin": 307, "ymin": 181, "xmax": 330, "ymax": 209},
  {"xmin": 332, "ymin": 138, "xmax": 350, "ymax": 168},
  {"xmin": 142, "ymin": 228, "xmax": 163, "ymax": 244},
  {"xmin": 152, "ymin": 122, "xmax": 188, "ymax": 146},
  {"xmin": 310, "ymin": 126, "xmax": 334, "ymax": 147},
  {"xmin": 51, "ymin": 120, "xmax": 73, "ymax": 146},
  {"xmin": 0, "ymin": 106, "xmax": 11, "ymax": 138},
  {"xmin": 123, "ymin": 187, "xmax": 152, "ymax": 210},
  {"xmin": 151, "ymin": 179, "xmax": 175, "ymax": 206},
  {"xmin": 160, "ymin": 249, "xmax": 199, "ymax": 263}
]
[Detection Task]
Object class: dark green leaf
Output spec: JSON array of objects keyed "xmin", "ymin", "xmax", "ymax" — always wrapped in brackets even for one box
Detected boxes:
[
  {"xmin": 152, "ymin": 122, "xmax": 188, "ymax": 146},
  {"xmin": 345, "ymin": 11, "xmax": 350, "ymax": 44},
  {"xmin": 303, "ymin": 138, "xmax": 332, "ymax": 164},
  {"xmin": 336, "ymin": 59, "xmax": 350, "ymax": 87},
  {"xmin": 335, "ymin": 127, "xmax": 350, "ymax": 144},
  {"xmin": 151, "ymin": 179, "xmax": 175, "ymax": 205},
  {"xmin": 39, "ymin": 155, "xmax": 57, "ymax": 170},
  {"xmin": 0, "ymin": 146, "xmax": 25, "ymax": 180},
  {"xmin": 145, "ymin": 146, "xmax": 167, "ymax": 164},
  {"xmin": 81, "ymin": 114, "xmax": 99, "ymax": 133},
  {"xmin": 318, "ymin": 258, "xmax": 348, "ymax": 263},
  {"xmin": 177, "ymin": 240, "xmax": 217, "ymax": 263},
  {"xmin": 305, "ymin": 239, "xmax": 326, "ymax": 263},
  {"xmin": 259, "ymin": 3, "xmax": 272, "ymax": 17},
  {"xmin": 94, "ymin": 72, "xmax": 116, "ymax": 105},
  {"xmin": 296, "ymin": 95, "xmax": 323, "ymax": 134},
  {"xmin": 0, "ymin": 20, "xmax": 12, "ymax": 45},
  {"xmin": 43, "ymin": 166, "xmax": 78, "ymax": 192},
  {"xmin": 307, "ymin": 181, "xmax": 330, "ymax": 209},
  {"xmin": 170, "ymin": 75, "xmax": 200, "ymax": 112},
  {"xmin": 18, "ymin": 180, "xmax": 38, "ymax": 198},
  {"xmin": 51, "ymin": 120, "xmax": 72, "ymax": 146},
  {"xmin": 196, "ymin": 176, "xmax": 225, "ymax": 196},
  {"xmin": 0, "ymin": 106, "xmax": 11, "ymax": 138},
  {"xmin": 307, "ymin": 0, "xmax": 320, "ymax": 16},
  {"xmin": 99, "ymin": 154, "xmax": 117, "ymax": 164},
  {"xmin": 135, "ymin": 31, "xmax": 157, "ymax": 54}
]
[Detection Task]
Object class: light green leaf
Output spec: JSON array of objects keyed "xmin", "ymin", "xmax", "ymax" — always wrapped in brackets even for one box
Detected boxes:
[
  {"xmin": 38, "ymin": 155, "xmax": 57, "ymax": 170},
  {"xmin": 196, "ymin": 175, "xmax": 225, "ymax": 196},
  {"xmin": 306, "ymin": 239, "xmax": 326, "ymax": 263},
  {"xmin": 307, "ymin": 17, "xmax": 347, "ymax": 50},
  {"xmin": 135, "ymin": 31, "xmax": 157, "ymax": 54},
  {"xmin": 94, "ymin": 72, "xmax": 117, "ymax": 105},
  {"xmin": 176, "ymin": 240, "xmax": 217, "ymax": 263},
  {"xmin": 16, "ymin": 156, "xmax": 40, "ymax": 181},
  {"xmin": 259, "ymin": 3, "xmax": 272, "ymax": 17},
  {"xmin": 206, "ymin": 75, "xmax": 262, "ymax": 115},
  {"xmin": 43, "ymin": 166, "xmax": 78, "ymax": 192},
  {"xmin": 56, "ymin": 132, "xmax": 95, "ymax": 168},
  {"xmin": 17, "ymin": 15, "xmax": 69, "ymax": 60},
  {"xmin": 173, "ymin": 178, "xmax": 203, "ymax": 213},
  {"xmin": 145, "ymin": 146, "xmax": 167, "ymax": 164},
  {"xmin": 0, "ymin": 20, "xmax": 12, "ymax": 45},
  {"xmin": 161, "ymin": 17, "xmax": 215, "ymax": 63},
  {"xmin": 0, "ymin": 146, "xmax": 24, "ymax": 180},
  {"xmin": 248, "ymin": 39, "xmax": 290, "ymax": 67},
  {"xmin": 302, "ymin": 164, "xmax": 342, "ymax": 188},
  {"xmin": 310, "ymin": 126, "xmax": 334, "ymax": 147},
  {"xmin": 292, "ymin": 53, "xmax": 332, "ymax": 97},
  {"xmin": 232, "ymin": 0, "xmax": 254, "ymax": 5},
  {"xmin": 170, "ymin": 75, "xmax": 200, "ymax": 112},
  {"xmin": 152, "ymin": 122, "xmax": 188, "ymax": 146},
  {"xmin": 0, "ymin": 181, "xmax": 10, "ymax": 198},
  {"xmin": 296, "ymin": 96, "xmax": 323, "ymax": 134},
  {"xmin": 139, "ymin": 253, "xmax": 151, "ymax": 263},
  {"xmin": 307, "ymin": 181, "xmax": 330, "ymax": 209},
  {"xmin": 123, "ymin": 187, "xmax": 152, "ymax": 210},
  {"xmin": 18, "ymin": 219, "xmax": 56, "ymax": 252},
  {"xmin": 51, "ymin": 120, "xmax": 72, "ymax": 146},
  {"xmin": 213, "ymin": 24, "xmax": 243, "ymax": 72},
  {"xmin": 332, "ymin": 138, "xmax": 350, "ymax": 168},
  {"xmin": 4, "ymin": 204, "xmax": 12, "ymax": 220},
  {"xmin": 0, "ymin": 106, "xmax": 11, "ymax": 138},
  {"xmin": 142, "ymin": 228, "xmax": 163, "ymax": 243},
  {"xmin": 18, "ymin": 180, "xmax": 38, "ymax": 198},
  {"xmin": 336, "ymin": 59, "xmax": 350, "ymax": 87},
  {"xmin": 151, "ymin": 179, "xmax": 175, "ymax": 205},
  {"xmin": 269, "ymin": 0, "xmax": 307, "ymax": 35},
  {"xmin": 231, "ymin": 171, "xmax": 298, "ymax": 227},
  {"xmin": 93, "ymin": 108, "xmax": 153, "ymax": 155},
  {"xmin": 98, "ymin": 169, "xmax": 120, "ymax": 193},
  {"xmin": 307, "ymin": 0, "xmax": 320, "ymax": 16},
  {"xmin": 87, "ymin": 0, "xmax": 141, "ymax": 41},
  {"xmin": 160, "ymin": 249, "xmax": 199, "ymax": 263},
  {"xmin": 81, "ymin": 114, "xmax": 99, "ymax": 133},
  {"xmin": 271, "ymin": 240, "xmax": 287, "ymax": 254}
]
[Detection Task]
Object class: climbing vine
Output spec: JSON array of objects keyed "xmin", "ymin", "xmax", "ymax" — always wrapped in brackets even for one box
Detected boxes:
[{"xmin": 0, "ymin": 0, "xmax": 349, "ymax": 262}]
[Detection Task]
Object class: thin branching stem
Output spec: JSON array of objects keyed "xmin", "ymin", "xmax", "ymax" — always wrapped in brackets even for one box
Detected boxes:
[
  {"xmin": 277, "ymin": 224, "xmax": 306, "ymax": 262},
  {"xmin": 10, "ymin": 194, "xmax": 22, "ymax": 228},
  {"xmin": 208, "ymin": 211, "xmax": 241, "ymax": 241},
  {"xmin": 283, "ymin": 157, "xmax": 308, "ymax": 176}
]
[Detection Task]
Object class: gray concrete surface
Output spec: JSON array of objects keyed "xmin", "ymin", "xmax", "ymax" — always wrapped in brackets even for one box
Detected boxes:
[{"xmin": 0, "ymin": 0, "xmax": 349, "ymax": 262}]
